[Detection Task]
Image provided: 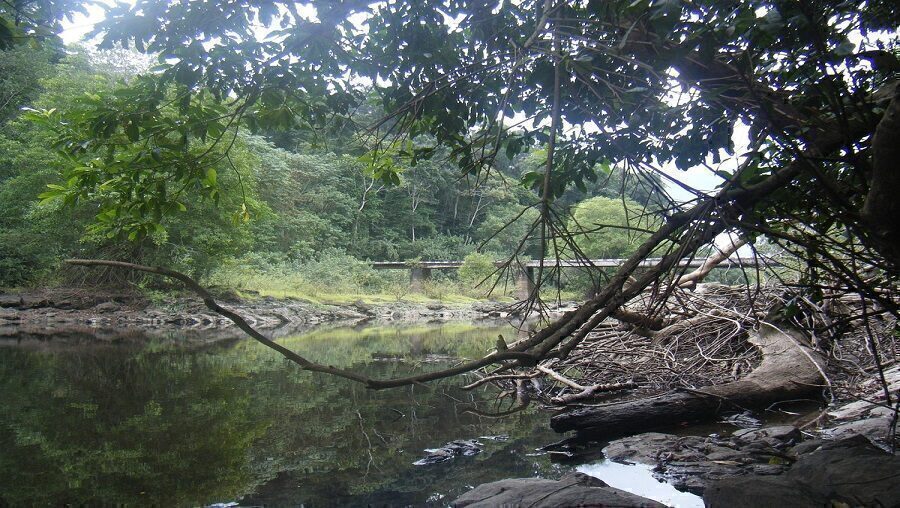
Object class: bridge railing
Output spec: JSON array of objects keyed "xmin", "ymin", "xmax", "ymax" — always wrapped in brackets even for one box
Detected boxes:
[
  {"xmin": 369, "ymin": 257, "xmax": 778, "ymax": 270},
  {"xmin": 368, "ymin": 257, "xmax": 779, "ymax": 296}
]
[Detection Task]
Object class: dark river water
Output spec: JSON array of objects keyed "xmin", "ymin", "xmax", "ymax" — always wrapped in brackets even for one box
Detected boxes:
[{"xmin": 0, "ymin": 322, "xmax": 703, "ymax": 507}]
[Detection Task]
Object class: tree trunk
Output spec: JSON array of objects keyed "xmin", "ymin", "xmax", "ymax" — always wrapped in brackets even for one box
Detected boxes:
[
  {"xmin": 550, "ymin": 323, "xmax": 825, "ymax": 437},
  {"xmin": 862, "ymin": 82, "xmax": 900, "ymax": 266}
]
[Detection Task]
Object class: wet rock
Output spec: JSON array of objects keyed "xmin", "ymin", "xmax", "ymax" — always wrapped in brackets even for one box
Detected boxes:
[
  {"xmin": 452, "ymin": 471, "xmax": 666, "ymax": 508},
  {"xmin": 413, "ymin": 439, "xmax": 483, "ymax": 465},
  {"xmin": 53, "ymin": 299, "xmax": 76, "ymax": 310},
  {"xmin": 704, "ymin": 436, "xmax": 900, "ymax": 508},
  {"xmin": 0, "ymin": 307, "xmax": 20, "ymax": 321},
  {"xmin": 0, "ymin": 294, "xmax": 23, "ymax": 308},
  {"xmin": 788, "ymin": 438, "xmax": 826, "ymax": 455},
  {"xmin": 92, "ymin": 301, "xmax": 122, "ymax": 313},
  {"xmin": 478, "ymin": 434, "xmax": 509, "ymax": 442},
  {"xmin": 20, "ymin": 296, "xmax": 52, "ymax": 309},
  {"xmin": 824, "ymin": 416, "xmax": 895, "ymax": 443},
  {"xmin": 371, "ymin": 352, "xmax": 404, "ymax": 362},
  {"xmin": 732, "ymin": 425, "xmax": 800, "ymax": 444},
  {"xmin": 750, "ymin": 464, "xmax": 785, "ymax": 475},
  {"xmin": 602, "ymin": 432, "xmax": 680, "ymax": 464},
  {"xmin": 705, "ymin": 449, "xmax": 746, "ymax": 462},
  {"xmin": 820, "ymin": 365, "xmax": 900, "ymax": 449},
  {"xmin": 720, "ymin": 411, "xmax": 763, "ymax": 428},
  {"xmin": 353, "ymin": 300, "xmax": 374, "ymax": 314},
  {"xmin": 4, "ymin": 288, "xmax": 512, "ymax": 343},
  {"xmin": 602, "ymin": 426, "xmax": 802, "ymax": 495}
]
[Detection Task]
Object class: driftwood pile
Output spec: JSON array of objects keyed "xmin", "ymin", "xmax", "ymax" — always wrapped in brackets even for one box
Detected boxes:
[
  {"xmin": 549, "ymin": 284, "xmax": 769, "ymax": 401},
  {"xmin": 467, "ymin": 278, "xmax": 898, "ymax": 437}
]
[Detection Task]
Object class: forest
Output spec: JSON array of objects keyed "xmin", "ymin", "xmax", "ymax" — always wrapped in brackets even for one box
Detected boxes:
[
  {"xmin": 1, "ymin": 43, "xmax": 664, "ymax": 300},
  {"xmin": 1, "ymin": 0, "xmax": 898, "ymax": 506}
]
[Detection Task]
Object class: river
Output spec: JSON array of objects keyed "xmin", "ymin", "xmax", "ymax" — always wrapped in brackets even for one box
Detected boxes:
[{"xmin": 0, "ymin": 322, "xmax": 703, "ymax": 506}]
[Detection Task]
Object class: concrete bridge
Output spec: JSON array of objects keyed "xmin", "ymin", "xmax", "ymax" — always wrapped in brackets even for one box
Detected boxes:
[{"xmin": 370, "ymin": 258, "xmax": 774, "ymax": 297}]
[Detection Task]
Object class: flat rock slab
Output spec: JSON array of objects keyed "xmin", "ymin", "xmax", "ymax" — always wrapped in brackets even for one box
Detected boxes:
[
  {"xmin": 602, "ymin": 426, "xmax": 801, "ymax": 494},
  {"xmin": 601, "ymin": 433, "xmax": 682, "ymax": 464},
  {"xmin": 824, "ymin": 364, "xmax": 900, "ymax": 447},
  {"xmin": 704, "ymin": 436, "xmax": 900, "ymax": 508},
  {"xmin": 452, "ymin": 472, "xmax": 666, "ymax": 508},
  {"xmin": 731, "ymin": 425, "xmax": 800, "ymax": 442}
]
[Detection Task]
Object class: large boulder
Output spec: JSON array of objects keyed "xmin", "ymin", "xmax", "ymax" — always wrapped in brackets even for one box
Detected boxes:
[
  {"xmin": 704, "ymin": 436, "xmax": 900, "ymax": 508},
  {"xmin": 452, "ymin": 472, "xmax": 665, "ymax": 507},
  {"xmin": 601, "ymin": 427, "xmax": 799, "ymax": 494}
]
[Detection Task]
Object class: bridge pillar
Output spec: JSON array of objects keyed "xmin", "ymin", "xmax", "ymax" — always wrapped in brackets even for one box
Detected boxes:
[
  {"xmin": 410, "ymin": 267, "xmax": 432, "ymax": 291},
  {"xmin": 515, "ymin": 266, "xmax": 535, "ymax": 300}
]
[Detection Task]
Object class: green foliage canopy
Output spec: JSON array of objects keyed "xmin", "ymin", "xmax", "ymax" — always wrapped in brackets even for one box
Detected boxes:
[{"xmin": 568, "ymin": 196, "xmax": 656, "ymax": 259}]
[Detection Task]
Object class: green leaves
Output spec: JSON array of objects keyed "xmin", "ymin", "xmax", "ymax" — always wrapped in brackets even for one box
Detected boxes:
[
  {"xmin": 21, "ymin": 71, "xmax": 261, "ymax": 242},
  {"xmin": 204, "ymin": 168, "xmax": 217, "ymax": 187},
  {"xmin": 520, "ymin": 171, "xmax": 544, "ymax": 191},
  {"xmin": 358, "ymin": 140, "xmax": 411, "ymax": 186},
  {"xmin": 37, "ymin": 184, "xmax": 67, "ymax": 204},
  {"xmin": 9, "ymin": 0, "xmax": 892, "ymax": 292}
]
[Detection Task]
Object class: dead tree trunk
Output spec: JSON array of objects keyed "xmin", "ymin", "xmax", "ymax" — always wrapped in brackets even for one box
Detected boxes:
[{"xmin": 550, "ymin": 323, "xmax": 825, "ymax": 437}]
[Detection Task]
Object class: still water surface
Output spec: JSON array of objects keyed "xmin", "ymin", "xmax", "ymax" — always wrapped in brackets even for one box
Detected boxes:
[{"xmin": 0, "ymin": 322, "xmax": 702, "ymax": 507}]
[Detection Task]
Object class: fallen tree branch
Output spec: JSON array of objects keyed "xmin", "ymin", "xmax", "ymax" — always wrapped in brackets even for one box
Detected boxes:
[
  {"xmin": 612, "ymin": 307, "xmax": 667, "ymax": 331},
  {"xmin": 463, "ymin": 379, "xmax": 532, "ymax": 418},
  {"xmin": 550, "ymin": 382, "xmax": 639, "ymax": 405},
  {"xmin": 537, "ymin": 365, "xmax": 585, "ymax": 390},
  {"xmin": 63, "ymin": 96, "xmax": 878, "ymax": 391},
  {"xmin": 676, "ymin": 234, "xmax": 750, "ymax": 289},
  {"xmin": 462, "ymin": 371, "xmax": 540, "ymax": 390},
  {"xmin": 537, "ymin": 365, "xmax": 637, "ymax": 404}
]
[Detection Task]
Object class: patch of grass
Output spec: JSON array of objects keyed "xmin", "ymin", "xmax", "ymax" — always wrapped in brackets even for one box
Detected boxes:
[{"xmin": 208, "ymin": 255, "xmax": 517, "ymax": 305}]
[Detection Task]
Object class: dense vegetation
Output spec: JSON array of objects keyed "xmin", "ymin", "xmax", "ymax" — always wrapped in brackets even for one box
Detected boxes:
[{"xmin": 0, "ymin": 45, "xmax": 661, "ymax": 299}]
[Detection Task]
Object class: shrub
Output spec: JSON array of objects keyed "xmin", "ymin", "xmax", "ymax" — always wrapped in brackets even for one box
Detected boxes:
[{"xmin": 458, "ymin": 252, "xmax": 497, "ymax": 295}]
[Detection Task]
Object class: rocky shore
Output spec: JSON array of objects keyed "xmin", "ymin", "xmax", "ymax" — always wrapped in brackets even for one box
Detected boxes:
[
  {"xmin": 453, "ymin": 363, "xmax": 900, "ymax": 507},
  {"xmin": 454, "ymin": 430, "xmax": 899, "ymax": 507},
  {"xmin": 0, "ymin": 288, "xmax": 515, "ymax": 343}
]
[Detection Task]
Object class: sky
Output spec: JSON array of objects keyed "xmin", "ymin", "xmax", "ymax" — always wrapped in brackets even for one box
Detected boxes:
[{"xmin": 60, "ymin": 1, "xmax": 111, "ymax": 45}]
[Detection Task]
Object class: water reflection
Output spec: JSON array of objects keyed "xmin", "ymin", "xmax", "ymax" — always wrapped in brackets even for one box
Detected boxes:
[
  {"xmin": 0, "ymin": 323, "xmax": 567, "ymax": 506},
  {"xmin": 577, "ymin": 462, "xmax": 704, "ymax": 508}
]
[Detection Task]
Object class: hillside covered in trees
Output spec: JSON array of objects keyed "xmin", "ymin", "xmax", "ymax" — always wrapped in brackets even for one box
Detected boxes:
[{"xmin": 1, "ymin": 44, "xmax": 664, "ymax": 300}]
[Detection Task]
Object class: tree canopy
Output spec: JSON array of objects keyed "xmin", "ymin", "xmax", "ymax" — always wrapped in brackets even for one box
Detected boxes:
[
  {"xmin": 568, "ymin": 196, "xmax": 657, "ymax": 259},
  {"xmin": 11, "ymin": 0, "xmax": 900, "ymax": 386}
]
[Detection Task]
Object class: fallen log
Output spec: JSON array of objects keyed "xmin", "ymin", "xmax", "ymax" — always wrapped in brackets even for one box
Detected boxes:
[{"xmin": 550, "ymin": 322, "xmax": 825, "ymax": 437}]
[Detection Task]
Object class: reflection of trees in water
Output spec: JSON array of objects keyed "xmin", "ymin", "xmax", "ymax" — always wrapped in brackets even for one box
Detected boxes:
[
  {"xmin": 0, "ymin": 344, "xmax": 268, "ymax": 506},
  {"xmin": 0, "ymin": 325, "xmax": 562, "ymax": 506}
]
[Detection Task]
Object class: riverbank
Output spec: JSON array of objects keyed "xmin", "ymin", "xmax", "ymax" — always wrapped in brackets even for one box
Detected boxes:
[
  {"xmin": 0, "ymin": 287, "xmax": 520, "ymax": 343},
  {"xmin": 454, "ymin": 362, "xmax": 900, "ymax": 507}
]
